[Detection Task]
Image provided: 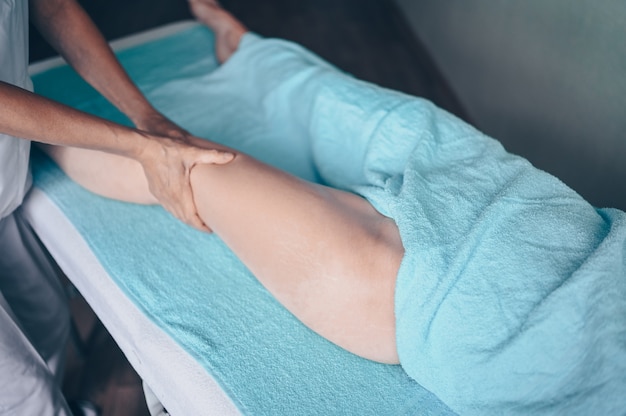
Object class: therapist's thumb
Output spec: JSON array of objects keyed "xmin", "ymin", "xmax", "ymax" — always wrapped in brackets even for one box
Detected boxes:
[{"xmin": 197, "ymin": 148, "xmax": 236, "ymax": 165}]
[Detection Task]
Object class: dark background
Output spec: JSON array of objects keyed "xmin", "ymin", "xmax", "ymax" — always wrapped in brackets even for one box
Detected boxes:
[{"xmin": 29, "ymin": 0, "xmax": 468, "ymax": 121}]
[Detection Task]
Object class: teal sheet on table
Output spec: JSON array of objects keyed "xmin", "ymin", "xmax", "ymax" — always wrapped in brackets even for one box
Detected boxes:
[
  {"xmin": 31, "ymin": 23, "xmax": 626, "ymax": 415},
  {"xmin": 30, "ymin": 25, "xmax": 454, "ymax": 415}
]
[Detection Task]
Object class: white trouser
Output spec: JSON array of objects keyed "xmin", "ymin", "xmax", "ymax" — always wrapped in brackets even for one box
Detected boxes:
[{"xmin": 0, "ymin": 208, "xmax": 71, "ymax": 415}]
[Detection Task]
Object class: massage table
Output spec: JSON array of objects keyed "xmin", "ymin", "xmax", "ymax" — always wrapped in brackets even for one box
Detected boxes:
[
  {"xmin": 23, "ymin": 21, "xmax": 454, "ymax": 415},
  {"xmin": 24, "ymin": 18, "xmax": 626, "ymax": 415}
]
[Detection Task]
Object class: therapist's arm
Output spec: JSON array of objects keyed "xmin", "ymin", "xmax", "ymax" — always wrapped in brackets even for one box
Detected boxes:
[
  {"xmin": 0, "ymin": 81, "xmax": 233, "ymax": 230},
  {"xmin": 22, "ymin": 0, "xmax": 234, "ymax": 231},
  {"xmin": 29, "ymin": 0, "xmax": 176, "ymax": 135}
]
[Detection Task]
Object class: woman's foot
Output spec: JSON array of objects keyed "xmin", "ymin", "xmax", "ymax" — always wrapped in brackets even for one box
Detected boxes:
[{"xmin": 188, "ymin": 0, "xmax": 248, "ymax": 63}]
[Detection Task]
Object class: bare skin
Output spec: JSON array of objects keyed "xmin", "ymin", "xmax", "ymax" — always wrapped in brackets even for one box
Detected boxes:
[
  {"xmin": 0, "ymin": 0, "xmax": 235, "ymax": 232},
  {"xmin": 40, "ymin": 0, "xmax": 405, "ymax": 364}
]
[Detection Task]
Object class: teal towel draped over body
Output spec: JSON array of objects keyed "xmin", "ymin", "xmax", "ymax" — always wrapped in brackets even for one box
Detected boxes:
[
  {"xmin": 31, "ymin": 24, "xmax": 625, "ymax": 415},
  {"xmin": 31, "ymin": 26, "xmax": 452, "ymax": 416}
]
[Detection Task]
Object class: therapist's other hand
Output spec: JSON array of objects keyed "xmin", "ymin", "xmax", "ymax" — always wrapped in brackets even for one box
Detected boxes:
[{"xmin": 136, "ymin": 131, "xmax": 234, "ymax": 233}]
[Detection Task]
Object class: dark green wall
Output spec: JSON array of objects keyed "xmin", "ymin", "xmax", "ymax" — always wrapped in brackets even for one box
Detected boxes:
[{"xmin": 395, "ymin": 0, "xmax": 626, "ymax": 210}]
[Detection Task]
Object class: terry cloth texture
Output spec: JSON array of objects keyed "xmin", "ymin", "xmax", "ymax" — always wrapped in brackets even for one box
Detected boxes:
[{"xmin": 32, "ymin": 24, "xmax": 626, "ymax": 415}]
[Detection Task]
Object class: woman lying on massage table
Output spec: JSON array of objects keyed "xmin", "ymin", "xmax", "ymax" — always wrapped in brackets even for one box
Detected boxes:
[
  {"xmin": 41, "ymin": 0, "xmax": 403, "ymax": 365},
  {"xmin": 39, "ymin": 1, "xmax": 626, "ymax": 414}
]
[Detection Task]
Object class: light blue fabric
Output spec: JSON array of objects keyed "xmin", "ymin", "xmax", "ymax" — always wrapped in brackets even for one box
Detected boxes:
[
  {"xmin": 306, "ymin": 75, "xmax": 626, "ymax": 414},
  {"xmin": 30, "ymin": 26, "xmax": 453, "ymax": 415},
  {"xmin": 31, "ymin": 23, "xmax": 626, "ymax": 415}
]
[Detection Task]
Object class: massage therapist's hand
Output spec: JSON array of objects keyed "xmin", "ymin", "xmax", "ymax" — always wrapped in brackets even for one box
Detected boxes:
[
  {"xmin": 131, "ymin": 109, "xmax": 234, "ymax": 232},
  {"xmin": 26, "ymin": 0, "xmax": 234, "ymax": 232},
  {"xmin": 135, "ymin": 129, "xmax": 234, "ymax": 232}
]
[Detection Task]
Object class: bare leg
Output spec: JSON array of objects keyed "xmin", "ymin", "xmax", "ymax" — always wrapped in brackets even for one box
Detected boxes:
[
  {"xmin": 184, "ymin": 8, "xmax": 403, "ymax": 362},
  {"xmin": 191, "ymin": 155, "xmax": 403, "ymax": 363},
  {"xmin": 41, "ymin": 138, "xmax": 403, "ymax": 363},
  {"xmin": 37, "ymin": 144, "xmax": 157, "ymax": 204}
]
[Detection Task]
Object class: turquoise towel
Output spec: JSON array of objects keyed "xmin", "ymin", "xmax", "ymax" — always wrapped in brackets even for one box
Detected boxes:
[
  {"xmin": 31, "ymin": 26, "xmax": 453, "ymax": 415},
  {"xmin": 304, "ymin": 75, "xmax": 626, "ymax": 414},
  {"xmin": 31, "ymin": 23, "xmax": 626, "ymax": 415},
  {"xmin": 280, "ymin": 36, "xmax": 626, "ymax": 416}
]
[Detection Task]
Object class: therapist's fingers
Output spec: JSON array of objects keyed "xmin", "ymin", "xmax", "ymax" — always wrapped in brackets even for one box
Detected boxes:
[
  {"xmin": 177, "ymin": 179, "xmax": 213, "ymax": 233},
  {"xmin": 137, "ymin": 134, "xmax": 234, "ymax": 232}
]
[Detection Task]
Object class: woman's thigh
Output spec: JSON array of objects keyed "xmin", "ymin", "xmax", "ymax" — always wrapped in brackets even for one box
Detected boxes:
[
  {"xmin": 191, "ymin": 155, "xmax": 404, "ymax": 363},
  {"xmin": 41, "ymin": 142, "xmax": 405, "ymax": 363}
]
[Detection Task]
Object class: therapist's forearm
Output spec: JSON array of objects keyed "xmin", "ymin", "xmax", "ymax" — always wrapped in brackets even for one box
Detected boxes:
[
  {"xmin": 29, "ymin": 0, "xmax": 157, "ymax": 126},
  {"xmin": 0, "ymin": 80, "xmax": 149, "ymax": 158}
]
